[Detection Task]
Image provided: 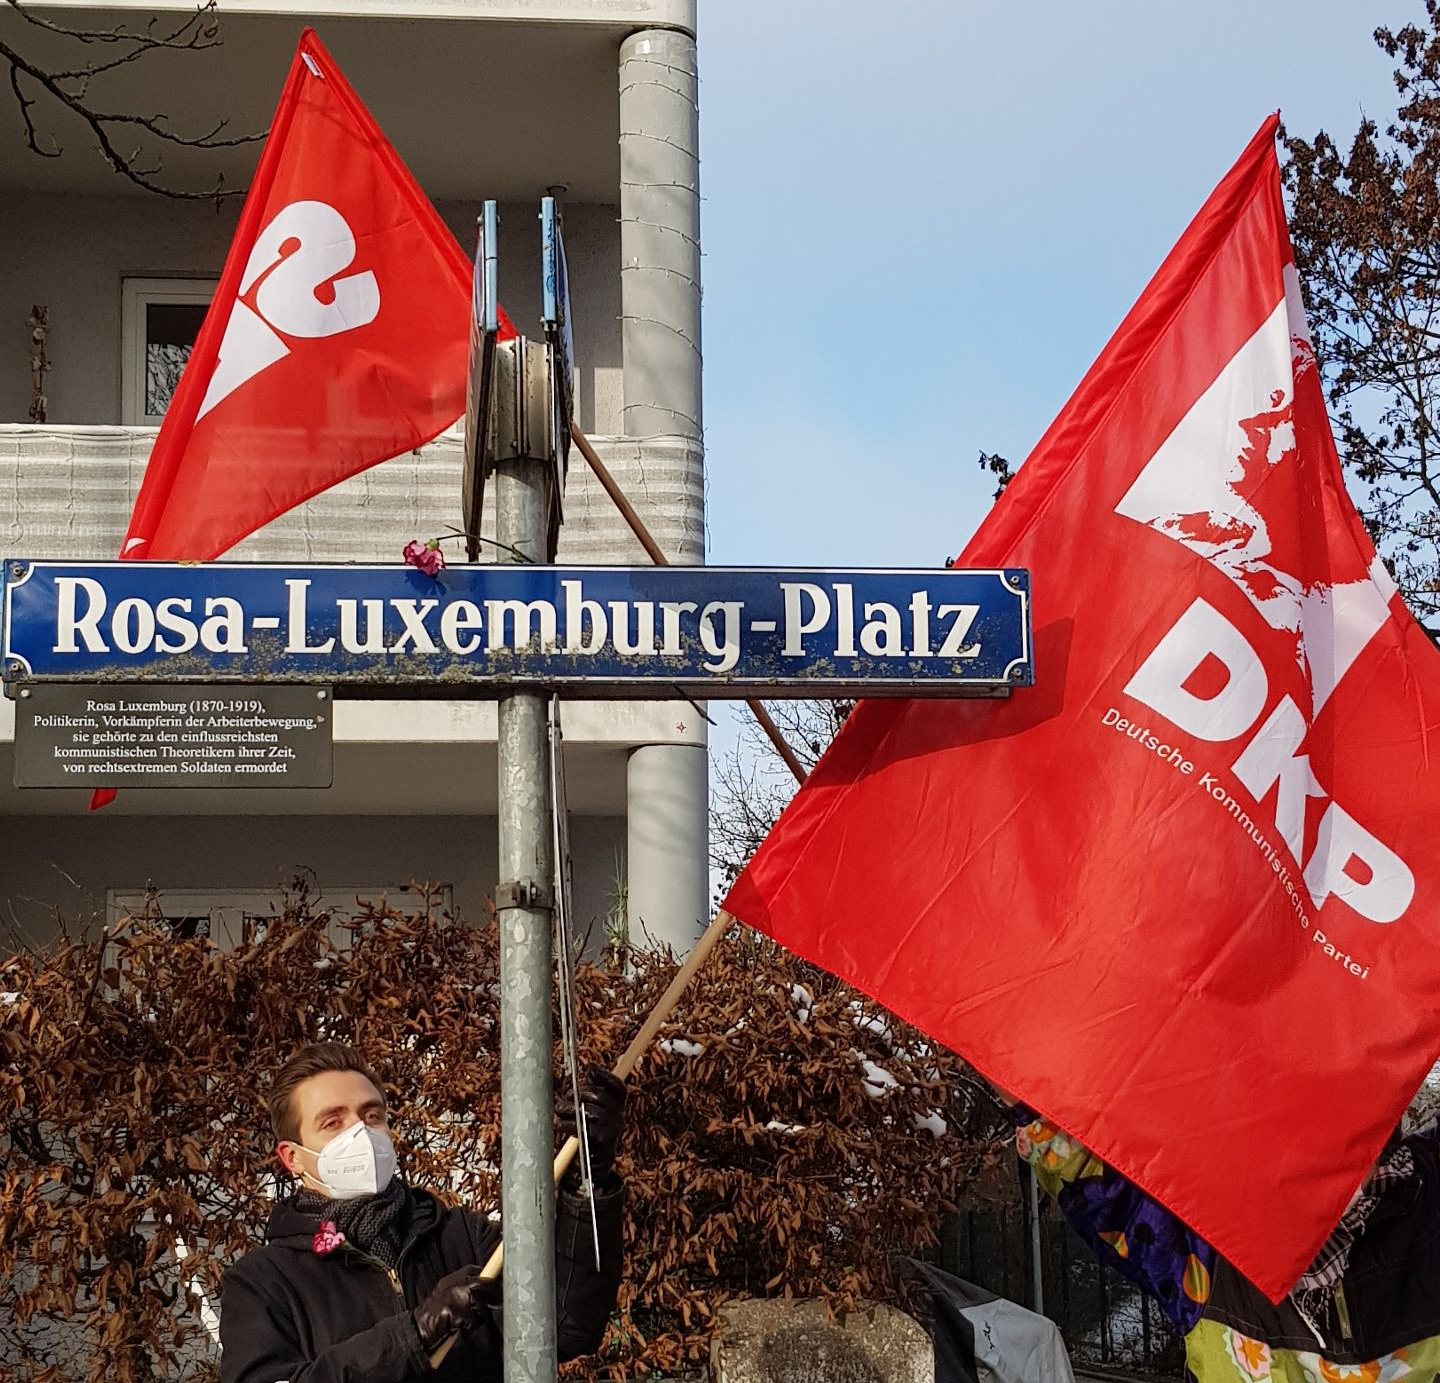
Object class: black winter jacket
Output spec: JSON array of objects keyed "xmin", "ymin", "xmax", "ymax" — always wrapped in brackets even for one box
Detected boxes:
[{"xmin": 218, "ymin": 1182, "xmax": 623, "ymax": 1383}]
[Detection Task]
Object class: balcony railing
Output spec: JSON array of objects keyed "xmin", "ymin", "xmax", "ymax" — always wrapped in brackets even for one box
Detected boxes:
[{"xmin": 0, "ymin": 425, "xmax": 703, "ymax": 567}]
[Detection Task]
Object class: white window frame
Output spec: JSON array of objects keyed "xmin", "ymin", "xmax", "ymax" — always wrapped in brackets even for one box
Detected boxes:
[
  {"xmin": 105, "ymin": 884, "xmax": 454, "ymax": 951},
  {"xmin": 120, "ymin": 276, "xmax": 217, "ymax": 425}
]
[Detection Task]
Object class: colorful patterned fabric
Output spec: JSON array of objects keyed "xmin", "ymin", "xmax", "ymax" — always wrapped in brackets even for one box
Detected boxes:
[
  {"xmin": 1012, "ymin": 1113, "xmax": 1440, "ymax": 1373},
  {"xmin": 1014, "ymin": 1113, "xmax": 1217, "ymax": 1333},
  {"xmin": 1187, "ymin": 1317, "xmax": 1440, "ymax": 1382}
]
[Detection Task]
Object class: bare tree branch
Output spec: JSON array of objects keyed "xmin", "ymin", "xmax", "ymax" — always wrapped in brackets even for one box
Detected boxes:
[
  {"xmin": 1, "ymin": 0, "xmax": 265, "ymax": 200},
  {"xmin": 1283, "ymin": 3, "xmax": 1440, "ymax": 622},
  {"xmin": 6, "ymin": 0, "xmax": 207, "ymax": 45},
  {"xmin": 7, "ymin": 52, "xmax": 53, "ymax": 157},
  {"xmin": 710, "ymin": 700, "xmax": 853, "ymax": 894}
]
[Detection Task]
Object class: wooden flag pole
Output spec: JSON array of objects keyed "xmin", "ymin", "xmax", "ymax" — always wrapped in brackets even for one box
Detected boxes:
[
  {"xmin": 568, "ymin": 422, "xmax": 808, "ymax": 788},
  {"xmin": 429, "ymin": 908, "xmax": 738, "ymax": 1367},
  {"xmin": 568, "ymin": 422, "xmax": 667, "ymax": 567}
]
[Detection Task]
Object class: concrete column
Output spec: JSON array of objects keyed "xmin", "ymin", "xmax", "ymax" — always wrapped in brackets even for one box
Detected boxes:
[
  {"xmin": 627, "ymin": 742, "xmax": 709, "ymax": 953},
  {"xmin": 619, "ymin": 29, "xmax": 709, "ymax": 956},
  {"xmin": 619, "ymin": 29, "xmax": 702, "ymax": 440}
]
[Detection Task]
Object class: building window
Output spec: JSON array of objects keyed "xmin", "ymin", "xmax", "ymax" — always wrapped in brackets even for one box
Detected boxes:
[
  {"xmin": 160, "ymin": 915, "xmax": 213, "ymax": 942},
  {"xmin": 106, "ymin": 885, "xmax": 453, "ymax": 951},
  {"xmin": 120, "ymin": 277, "xmax": 216, "ymax": 425}
]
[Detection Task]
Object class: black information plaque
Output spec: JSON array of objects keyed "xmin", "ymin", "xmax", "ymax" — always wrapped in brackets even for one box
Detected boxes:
[{"xmin": 14, "ymin": 684, "xmax": 333, "ymax": 788}]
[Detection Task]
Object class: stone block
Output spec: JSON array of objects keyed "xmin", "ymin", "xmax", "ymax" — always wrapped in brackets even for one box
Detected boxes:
[{"xmin": 710, "ymin": 1297, "xmax": 932, "ymax": 1383}]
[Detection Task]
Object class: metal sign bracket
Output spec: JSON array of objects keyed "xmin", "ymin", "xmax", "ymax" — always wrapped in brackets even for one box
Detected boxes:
[{"xmin": 494, "ymin": 878, "xmax": 555, "ymax": 911}]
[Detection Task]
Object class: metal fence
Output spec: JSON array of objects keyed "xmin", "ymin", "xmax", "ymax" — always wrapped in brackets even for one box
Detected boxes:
[{"xmin": 938, "ymin": 1186, "xmax": 1188, "ymax": 1379}]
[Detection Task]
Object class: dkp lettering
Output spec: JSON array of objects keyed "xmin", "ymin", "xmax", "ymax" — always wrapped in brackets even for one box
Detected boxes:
[{"xmin": 1124, "ymin": 597, "xmax": 1412, "ymax": 926}]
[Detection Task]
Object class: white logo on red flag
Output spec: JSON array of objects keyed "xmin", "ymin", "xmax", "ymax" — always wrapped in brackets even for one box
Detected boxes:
[
  {"xmin": 98, "ymin": 28, "xmax": 506, "ymax": 808},
  {"xmin": 1115, "ymin": 267, "xmax": 1396, "ymax": 717},
  {"xmin": 1112, "ymin": 267, "xmax": 1413, "ymax": 926},
  {"xmin": 198, "ymin": 200, "xmax": 381, "ymax": 421}
]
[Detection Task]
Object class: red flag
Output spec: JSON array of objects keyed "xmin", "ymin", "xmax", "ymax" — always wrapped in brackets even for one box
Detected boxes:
[
  {"xmin": 90, "ymin": 30, "xmax": 513, "ymax": 812},
  {"xmin": 724, "ymin": 117, "xmax": 1440, "ymax": 1301},
  {"xmin": 120, "ymin": 28, "xmax": 512, "ymax": 563}
]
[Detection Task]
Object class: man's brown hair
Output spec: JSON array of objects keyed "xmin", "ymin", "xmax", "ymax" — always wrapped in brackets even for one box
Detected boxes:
[{"xmin": 267, "ymin": 1042, "xmax": 384, "ymax": 1144}]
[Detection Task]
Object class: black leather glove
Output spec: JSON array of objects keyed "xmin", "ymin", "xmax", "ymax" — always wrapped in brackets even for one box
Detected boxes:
[
  {"xmin": 558, "ymin": 1065, "xmax": 627, "ymax": 1185},
  {"xmin": 412, "ymin": 1267, "xmax": 503, "ymax": 1351}
]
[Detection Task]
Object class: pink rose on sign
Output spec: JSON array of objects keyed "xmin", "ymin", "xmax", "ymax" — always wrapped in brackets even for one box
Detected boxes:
[
  {"xmin": 312, "ymin": 1221, "xmax": 346, "ymax": 1256},
  {"xmin": 403, "ymin": 540, "xmax": 445, "ymax": 578}
]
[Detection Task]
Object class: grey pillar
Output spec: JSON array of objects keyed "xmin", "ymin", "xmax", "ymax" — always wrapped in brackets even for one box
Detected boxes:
[
  {"xmin": 619, "ymin": 28, "xmax": 709, "ymax": 955},
  {"xmin": 619, "ymin": 28, "xmax": 702, "ymax": 441},
  {"xmin": 627, "ymin": 743, "xmax": 708, "ymax": 952}
]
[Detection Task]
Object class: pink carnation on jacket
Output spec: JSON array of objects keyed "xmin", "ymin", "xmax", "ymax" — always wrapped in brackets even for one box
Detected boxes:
[{"xmin": 312, "ymin": 1221, "xmax": 346, "ymax": 1256}]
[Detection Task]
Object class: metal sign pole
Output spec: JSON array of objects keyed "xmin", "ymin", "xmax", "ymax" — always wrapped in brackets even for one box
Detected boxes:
[
  {"xmin": 493, "ymin": 335, "xmax": 559, "ymax": 1383},
  {"xmin": 464, "ymin": 203, "xmax": 560, "ymax": 1383}
]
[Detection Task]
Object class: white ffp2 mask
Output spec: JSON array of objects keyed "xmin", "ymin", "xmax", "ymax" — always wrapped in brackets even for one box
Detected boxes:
[{"xmin": 296, "ymin": 1121, "xmax": 397, "ymax": 1200}]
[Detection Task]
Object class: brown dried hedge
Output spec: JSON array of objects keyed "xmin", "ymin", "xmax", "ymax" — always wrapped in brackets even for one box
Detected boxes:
[{"xmin": 0, "ymin": 891, "xmax": 1009, "ymax": 1381}]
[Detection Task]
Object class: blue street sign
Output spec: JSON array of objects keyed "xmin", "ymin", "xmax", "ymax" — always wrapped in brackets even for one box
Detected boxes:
[
  {"xmin": 2, "ymin": 563, "xmax": 1031, "ymax": 698},
  {"xmin": 540, "ymin": 196, "xmax": 576, "ymax": 449},
  {"xmin": 481, "ymin": 200, "xmax": 500, "ymax": 337},
  {"xmin": 463, "ymin": 201, "xmax": 503, "ymax": 558}
]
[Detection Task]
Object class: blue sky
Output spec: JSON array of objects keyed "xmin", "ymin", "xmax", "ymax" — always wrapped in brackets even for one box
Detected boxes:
[
  {"xmin": 698, "ymin": 1, "xmax": 1399, "ymax": 569},
  {"xmin": 695, "ymin": 0, "xmax": 1403, "ymax": 770}
]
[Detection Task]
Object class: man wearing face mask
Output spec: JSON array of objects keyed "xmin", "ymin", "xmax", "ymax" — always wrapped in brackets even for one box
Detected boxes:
[{"xmin": 218, "ymin": 1042, "xmax": 626, "ymax": 1383}]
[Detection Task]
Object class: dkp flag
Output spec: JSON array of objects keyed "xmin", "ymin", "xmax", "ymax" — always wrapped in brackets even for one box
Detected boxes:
[{"xmin": 724, "ymin": 117, "xmax": 1440, "ymax": 1301}]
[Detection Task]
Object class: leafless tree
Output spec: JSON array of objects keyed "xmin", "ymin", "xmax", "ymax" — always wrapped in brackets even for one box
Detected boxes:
[
  {"xmin": 1282, "ymin": 5, "xmax": 1440, "ymax": 622},
  {"xmin": 710, "ymin": 700, "xmax": 853, "ymax": 897},
  {"xmin": 0, "ymin": 0, "xmax": 261, "ymax": 199}
]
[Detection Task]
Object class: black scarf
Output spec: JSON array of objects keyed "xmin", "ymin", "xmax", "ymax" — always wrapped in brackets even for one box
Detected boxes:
[{"xmin": 293, "ymin": 1175, "xmax": 411, "ymax": 1269}]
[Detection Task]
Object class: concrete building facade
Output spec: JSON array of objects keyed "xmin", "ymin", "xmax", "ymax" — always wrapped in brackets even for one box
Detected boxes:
[{"xmin": 0, "ymin": 0, "xmax": 708, "ymax": 953}]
